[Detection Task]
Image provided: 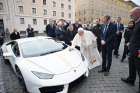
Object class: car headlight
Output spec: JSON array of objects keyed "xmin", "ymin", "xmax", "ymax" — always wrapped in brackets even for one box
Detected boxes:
[
  {"xmin": 81, "ymin": 54, "xmax": 85, "ymax": 61},
  {"xmin": 32, "ymin": 71, "xmax": 54, "ymax": 79}
]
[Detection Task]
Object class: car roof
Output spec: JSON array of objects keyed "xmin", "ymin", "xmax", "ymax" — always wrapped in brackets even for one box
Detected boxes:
[{"xmin": 15, "ymin": 36, "xmax": 53, "ymax": 44}]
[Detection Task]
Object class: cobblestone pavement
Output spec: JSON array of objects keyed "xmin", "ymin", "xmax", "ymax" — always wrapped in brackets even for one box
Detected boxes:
[
  {"xmin": 0, "ymin": 57, "xmax": 5, "ymax": 93},
  {"xmin": 0, "ymin": 42, "xmax": 139, "ymax": 93}
]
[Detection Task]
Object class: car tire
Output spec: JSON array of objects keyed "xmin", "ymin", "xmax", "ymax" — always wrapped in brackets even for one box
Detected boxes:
[
  {"xmin": 3, "ymin": 57, "xmax": 10, "ymax": 65},
  {"xmin": 16, "ymin": 66, "xmax": 28, "ymax": 93},
  {"xmin": 1, "ymin": 50, "xmax": 9, "ymax": 64}
]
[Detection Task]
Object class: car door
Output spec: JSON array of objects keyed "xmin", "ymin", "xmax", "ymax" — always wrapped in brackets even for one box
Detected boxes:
[
  {"xmin": 3, "ymin": 41, "xmax": 15, "ymax": 60},
  {"xmin": 5, "ymin": 41, "xmax": 21, "ymax": 71}
]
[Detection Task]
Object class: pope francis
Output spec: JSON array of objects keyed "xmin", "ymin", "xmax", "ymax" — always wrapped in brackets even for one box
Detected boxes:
[{"xmin": 72, "ymin": 28, "xmax": 102, "ymax": 69}]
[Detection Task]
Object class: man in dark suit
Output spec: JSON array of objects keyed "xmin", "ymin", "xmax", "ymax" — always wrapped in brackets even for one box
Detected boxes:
[
  {"xmin": 0, "ymin": 32, "xmax": 4, "ymax": 46},
  {"xmin": 55, "ymin": 20, "xmax": 65, "ymax": 41},
  {"xmin": 26, "ymin": 24, "xmax": 34, "ymax": 37},
  {"xmin": 114, "ymin": 17, "xmax": 124, "ymax": 57},
  {"xmin": 73, "ymin": 21, "xmax": 82, "ymax": 35},
  {"xmin": 46, "ymin": 22, "xmax": 56, "ymax": 38},
  {"xmin": 92, "ymin": 18, "xmax": 102, "ymax": 52},
  {"xmin": 10, "ymin": 29, "xmax": 20, "ymax": 40},
  {"xmin": 121, "ymin": 7, "xmax": 140, "ymax": 93},
  {"xmin": 98, "ymin": 15, "xmax": 116, "ymax": 76}
]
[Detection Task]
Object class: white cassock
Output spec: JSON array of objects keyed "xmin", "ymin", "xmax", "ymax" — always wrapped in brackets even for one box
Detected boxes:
[{"xmin": 72, "ymin": 30, "xmax": 102, "ymax": 69}]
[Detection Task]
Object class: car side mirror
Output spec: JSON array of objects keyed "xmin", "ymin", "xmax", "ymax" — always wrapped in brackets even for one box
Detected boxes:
[{"xmin": 3, "ymin": 52, "xmax": 13, "ymax": 57}]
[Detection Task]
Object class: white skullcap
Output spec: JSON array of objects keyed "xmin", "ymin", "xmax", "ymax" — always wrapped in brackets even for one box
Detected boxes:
[{"xmin": 78, "ymin": 27, "xmax": 84, "ymax": 33}]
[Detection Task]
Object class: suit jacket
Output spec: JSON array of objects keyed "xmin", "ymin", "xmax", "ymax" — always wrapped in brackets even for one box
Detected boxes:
[
  {"xmin": 116, "ymin": 23, "xmax": 124, "ymax": 31},
  {"xmin": 115, "ymin": 23, "xmax": 124, "ymax": 37},
  {"xmin": 26, "ymin": 28, "xmax": 34, "ymax": 37},
  {"xmin": 64, "ymin": 30, "xmax": 75, "ymax": 45},
  {"xmin": 10, "ymin": 32, "xmax": 20, "ymax": 40},
  {"xmin": 46, "ymin": 24, "xmax": 56, "ymax": 37},
  {"xmin": 0, "ymin": 33, "xmax": 4, "ymax": 45},
  {"xmin": 92, "ymin": 24, "xmax": 102, "ymax": 39},
  {"xmin": 101, "ymin": 22, "xmax": 117, "ymax": 48},
  {"xmin": 55, "ymin": 27, "xmax": 65, "ymax": 41},
  {"xmin": 129, "ymin": 20, "xmax": 140, "ymax": 56}
]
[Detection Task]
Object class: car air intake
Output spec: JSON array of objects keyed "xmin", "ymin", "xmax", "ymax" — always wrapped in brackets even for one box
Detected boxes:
[{"xmin": 39, "ymin": 85, "xmax": 64, "ymax": 93}]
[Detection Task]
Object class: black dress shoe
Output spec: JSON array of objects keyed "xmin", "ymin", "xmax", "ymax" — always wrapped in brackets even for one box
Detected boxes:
[
  {"xmin": 98, "ymin": 70, "xmax": 106, "ymax": 73},
  {"xmin": 121, "ymin": 78, "xmax": 135, "ymax": 86},
  {"xmin": 136, "ymin": 91, "xmax": 140, "ymax": 93}
]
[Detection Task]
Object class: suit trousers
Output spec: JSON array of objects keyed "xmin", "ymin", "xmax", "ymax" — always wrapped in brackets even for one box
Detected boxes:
[
  {"xmin": 134, "ymin": 56, "xmax": 140, "ymax": 90},
  {"xmin": 121, "ymin": 45, "xmax": 129, "ymax": 61},
  {"xmin": 97, "ymin": 38, "xmax": 101, "ymax": 52},
  {"xmin": 128, "ymin": 56, "xmax": 136, "ymax": 82},
  {"xmin": 102, "ymin": 45, "xmax": 113, "ymax": 72},
  {"xmin": 114, "ymin": 35, "xmax": 122, "ymax": 55}
]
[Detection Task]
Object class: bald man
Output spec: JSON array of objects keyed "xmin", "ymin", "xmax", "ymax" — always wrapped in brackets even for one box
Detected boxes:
[{"xmin": 121, "ymin": 7, "xmax": 140, "ymax": 93}]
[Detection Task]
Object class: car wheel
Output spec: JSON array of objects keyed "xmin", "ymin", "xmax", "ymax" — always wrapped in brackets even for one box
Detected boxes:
[
  {"xmin": 1, "ymin": 50, "xmax": 9, "ymax": 64},
  {"xmin": 3, "ymin": 57, "xmax": 10, "ymax": 64},
  {"xmin": 16, "ymin": 66, "xmax": 28, "ymax": 92},
  {"xmin": 83, "ymin": 69, "xmax": 89, "ymax": 78}
]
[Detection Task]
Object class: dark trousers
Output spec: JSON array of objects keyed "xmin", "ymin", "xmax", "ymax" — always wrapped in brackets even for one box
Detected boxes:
[
  {"xmin": 97, "ymin": 38, "xmax": 101, "ymax": 52},
  {"xmin": 0, "ymin": 38, "xmax": 4, "ymax": 46},
  {"xmin": 114, "ymin": 36, "xmax": 122, "ymax": 55},
  {"xmin": 134, "ymin": 57, "xmax": 140, "ymax": 90},
  {"xmin": 121, "ymin": 45, "xmax": 129, "ymax": 61},
  {"xmin": 127, "ymin": 56, "xmax": 136, "ymax": 82},
  {"xmin": 102, "ymin": 45, "xmax": 113, "ymax": 72}
]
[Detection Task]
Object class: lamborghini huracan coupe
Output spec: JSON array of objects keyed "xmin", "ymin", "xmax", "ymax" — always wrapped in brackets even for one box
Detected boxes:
[{"xmin": 1, "ymin": 36, "xmax": 89, "ymax": 93}]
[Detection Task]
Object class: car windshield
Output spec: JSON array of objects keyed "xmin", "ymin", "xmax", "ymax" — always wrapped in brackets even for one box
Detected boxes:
[{"xmin": 20, "ymin": 39, "xmax": 68, "ymax": 58}]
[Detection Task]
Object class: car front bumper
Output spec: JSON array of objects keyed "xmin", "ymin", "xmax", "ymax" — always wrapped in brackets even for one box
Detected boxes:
[{"xmin": 25, "ymin": 62, "xmax": 88, "ymax": 93}]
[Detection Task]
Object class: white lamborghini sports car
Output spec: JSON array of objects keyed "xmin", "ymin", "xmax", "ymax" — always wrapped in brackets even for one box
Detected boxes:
[{"xmin": 1, "ymin": 36, "xmax": 90, "ymax": 93}]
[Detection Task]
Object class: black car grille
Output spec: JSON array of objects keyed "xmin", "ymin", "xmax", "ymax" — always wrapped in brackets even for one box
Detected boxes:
[{"xmin": 39, "ymin": 85, "xmax": 64, "ymax": 93}]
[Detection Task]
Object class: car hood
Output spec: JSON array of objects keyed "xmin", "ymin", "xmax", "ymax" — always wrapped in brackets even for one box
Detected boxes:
[{"xmin": 25, "ymin": 48, "xmax": 83, "ymax": 75}]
